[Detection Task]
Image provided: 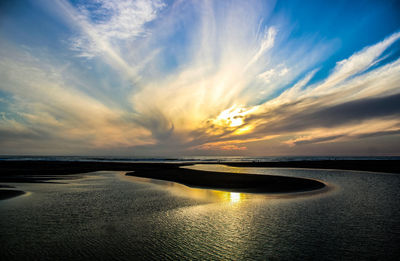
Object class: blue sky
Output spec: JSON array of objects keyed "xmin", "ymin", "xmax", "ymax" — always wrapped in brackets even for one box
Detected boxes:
[{"xmin": 0, "ymin": 0, "xmax": 400, "ymax": 156}]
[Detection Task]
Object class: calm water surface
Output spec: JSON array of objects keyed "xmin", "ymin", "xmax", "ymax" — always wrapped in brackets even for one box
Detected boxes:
[{"xmin": 1, "ymin": 165, "xmax": 399, "ymax": 260}]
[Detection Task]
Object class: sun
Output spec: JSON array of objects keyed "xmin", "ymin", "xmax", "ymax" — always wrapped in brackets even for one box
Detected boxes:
[
  {"xmin": 209, "ymin": 104, "xmax": 258, "ymax": 136},
  {"xmin": 214, "ymin": 104, "xmax": 258, "ymax": 128}
]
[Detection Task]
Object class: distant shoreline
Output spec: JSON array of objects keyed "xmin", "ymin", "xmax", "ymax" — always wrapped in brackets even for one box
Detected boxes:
[{"xmin": 0, "ymin": 160, "xmax": 399, "ymax": 194}]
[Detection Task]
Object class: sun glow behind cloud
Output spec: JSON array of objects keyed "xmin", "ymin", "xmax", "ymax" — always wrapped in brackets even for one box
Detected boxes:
[{"xmin": 0, "ymin": 0, "xmax": 399, "ymax": 155}]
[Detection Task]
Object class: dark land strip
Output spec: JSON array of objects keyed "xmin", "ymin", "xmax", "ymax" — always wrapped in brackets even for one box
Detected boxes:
[{"xmin": 0, "ymin": 190, "xmax": 25, "ymax": 200}]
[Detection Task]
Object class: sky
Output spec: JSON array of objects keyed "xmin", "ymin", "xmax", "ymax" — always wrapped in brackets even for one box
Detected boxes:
[{"xmin": 0, "ymin": 0, "xmax": 400, "ymax": 156}]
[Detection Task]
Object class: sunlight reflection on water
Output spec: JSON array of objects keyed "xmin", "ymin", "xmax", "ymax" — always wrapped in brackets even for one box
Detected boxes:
[
  {"xmin": 229, "ymin": 192, "xmax": 241, "ymax": 203},
  {"xmin": 123, "ymin": 174, "xmax": 248, "ymax": 204}
]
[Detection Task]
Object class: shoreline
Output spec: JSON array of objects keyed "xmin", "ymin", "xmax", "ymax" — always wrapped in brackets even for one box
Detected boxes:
[{"xmin": 1, "ymin": 159, "xmax": 398, "ymax": 193}]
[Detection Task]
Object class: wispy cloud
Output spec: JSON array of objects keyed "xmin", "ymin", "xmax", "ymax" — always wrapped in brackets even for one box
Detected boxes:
[
  {"xmin": 70, "ymin": 0, "xmax": 165, "ymax": 56},
  {"xmin": 0, "ymin": 45, "xmax": 154, "ymax": 153},
  {"xmin": 49, "ymin": 0, "xmax": 165, "ymax": 81},
  {"xmin": 245, "ymin": 27, "xmax": 277, "ymax": 71},
  {"xmin": 316, "ymin": 32, "xmax": 400, "ymax": 92}
]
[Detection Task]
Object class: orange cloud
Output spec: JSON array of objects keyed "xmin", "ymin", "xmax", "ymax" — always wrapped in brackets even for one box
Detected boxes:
[{"xmin": 199, "ymin": 143, "xmax": 248, "ymax": 151}]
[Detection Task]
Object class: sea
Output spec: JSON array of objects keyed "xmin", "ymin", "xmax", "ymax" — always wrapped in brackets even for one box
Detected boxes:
[{"xmin": 1, "ymin": 156, "xmax": 400, "ymax": 260}]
